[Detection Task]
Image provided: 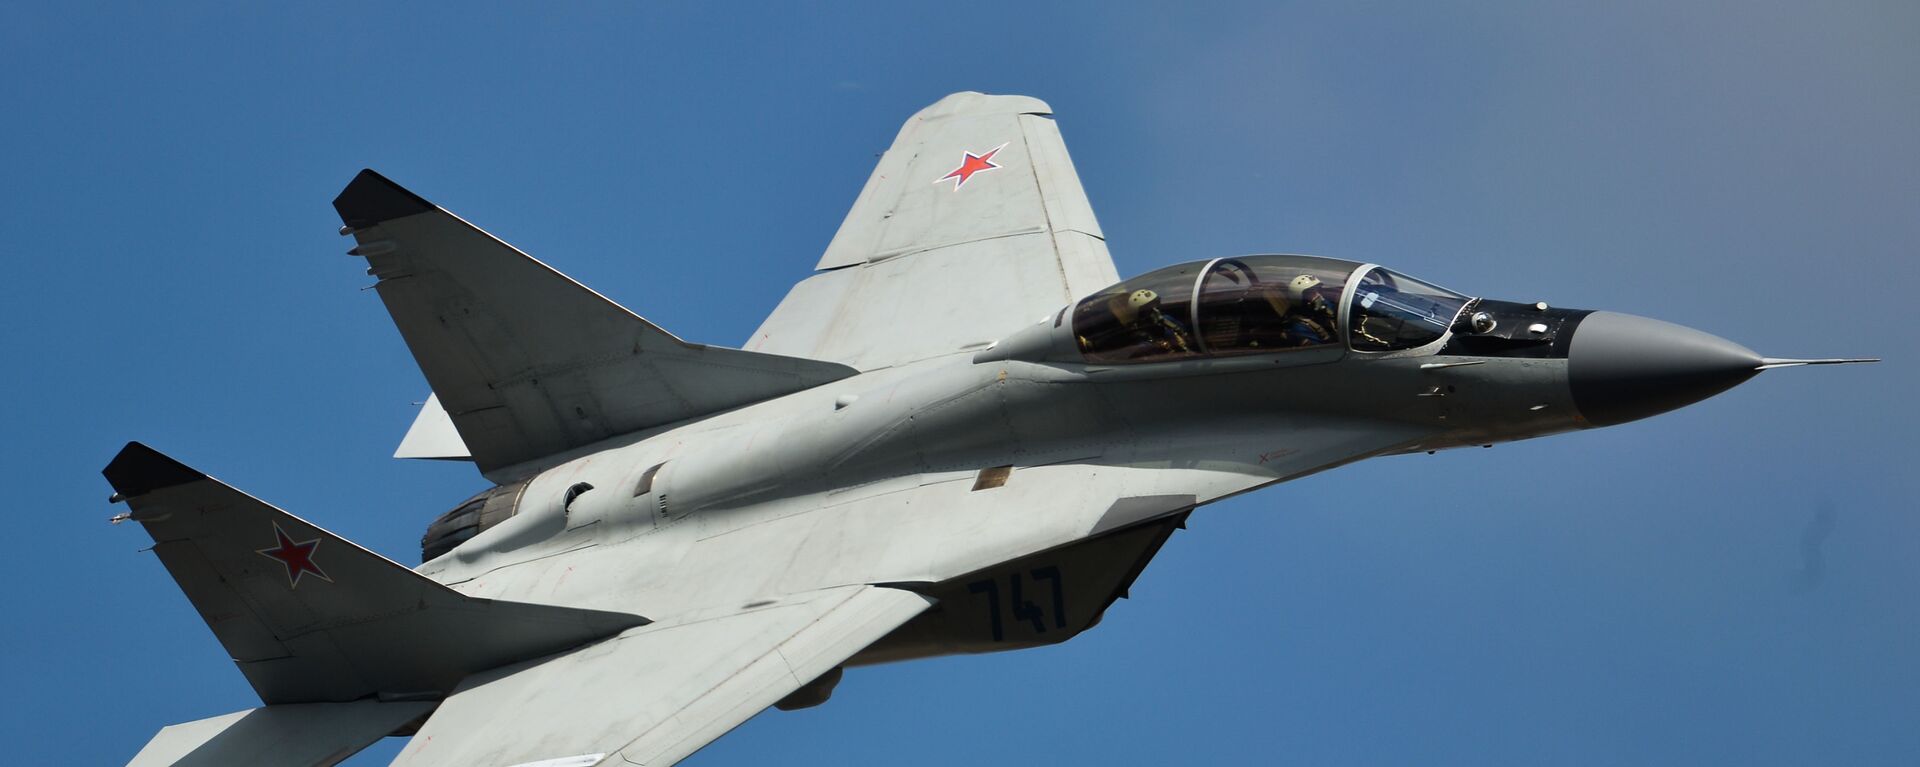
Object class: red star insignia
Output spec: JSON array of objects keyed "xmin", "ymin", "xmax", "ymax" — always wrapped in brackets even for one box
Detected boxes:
[
  {"xmin": 257, "ymin": 522, "xmax": 331, "ymax": 588},
  {"xmin": 935, "ymin": 143, "xmax": 1008, "ymax": 190}
]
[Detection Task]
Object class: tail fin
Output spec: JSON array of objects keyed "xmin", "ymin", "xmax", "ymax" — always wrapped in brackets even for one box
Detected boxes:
[
  {"xmin": 332, "ymin": 170, "xmax": 859, "ymax": 475},
  {"xmin": 103, "ymin": 442, "xmax": 648, "ymax": 705}
]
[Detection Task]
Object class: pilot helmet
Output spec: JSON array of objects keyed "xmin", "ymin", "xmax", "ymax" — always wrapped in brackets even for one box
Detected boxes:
[
  {"xmin": 1288, "ymin": 274, "xmax": 1322, "ymax": 298},
  {"xmin": 1108, "ymin": 288, "xmax": 1160, "ymax": 324}
]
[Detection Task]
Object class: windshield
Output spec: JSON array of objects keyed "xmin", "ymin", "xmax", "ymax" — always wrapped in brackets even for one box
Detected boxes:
[{"xmin": 1347, "ymin": 267, "xmax": 1470, "ymax": 351}]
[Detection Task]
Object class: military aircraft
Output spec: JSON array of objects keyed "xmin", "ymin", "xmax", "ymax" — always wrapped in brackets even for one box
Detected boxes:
[{"xmin": 107, "ymin": 92, "xmax": 1873, "ymax": 766}]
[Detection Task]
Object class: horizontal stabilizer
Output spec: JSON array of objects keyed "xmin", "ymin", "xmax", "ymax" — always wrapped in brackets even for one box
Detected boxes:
[
  {"xmin": 334, "ymin": 170, "xmax": 859, "ymax": 475},
  {"xmin": 104, "ymin": 442, "xmax": 649, "ymax": 705},
  {"xmin": 126, "ymin": 700, "xmax": 431, "ymax": 767}
]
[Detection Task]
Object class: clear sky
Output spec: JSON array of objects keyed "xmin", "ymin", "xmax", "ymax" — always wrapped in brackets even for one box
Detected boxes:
[{"xmin": 4, "ymin": 2, "xmax": 1915, "ymax": 765}]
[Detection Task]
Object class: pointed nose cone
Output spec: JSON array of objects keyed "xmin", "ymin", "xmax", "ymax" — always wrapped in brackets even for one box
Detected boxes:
[{"xmin": 1568, "ymin": 312, "xmax": 1763, "ymax": 427}]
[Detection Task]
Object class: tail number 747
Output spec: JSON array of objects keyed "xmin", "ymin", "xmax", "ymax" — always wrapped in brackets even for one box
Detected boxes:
[{"xmin": 967, "ymin": 566, "xmax": 1065, "ymax": 642}]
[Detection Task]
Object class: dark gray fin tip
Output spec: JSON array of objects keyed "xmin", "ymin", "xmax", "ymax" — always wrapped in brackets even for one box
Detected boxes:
[
  {"xmin": 332, "ymin": 169, "xmax": 434, "ymax": 229},
  {"xmin": 102, "ymin": 441, "xmax": 206, "ymax": 498}
]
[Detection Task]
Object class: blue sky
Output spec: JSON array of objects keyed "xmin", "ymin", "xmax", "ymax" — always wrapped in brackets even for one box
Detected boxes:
[{"xmin": 4, "ymin": 2, "xmax": 1915, "ymax": 764}]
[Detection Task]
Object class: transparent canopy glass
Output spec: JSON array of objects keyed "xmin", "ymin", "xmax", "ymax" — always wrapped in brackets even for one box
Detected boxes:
[
  {"xmin": 1072, "ymin": 256, "xmax": 1361, "ymax": 364},
  {"xmin": 1071, "ymin": 262, "xmax": 1206, "ymax": 364}
]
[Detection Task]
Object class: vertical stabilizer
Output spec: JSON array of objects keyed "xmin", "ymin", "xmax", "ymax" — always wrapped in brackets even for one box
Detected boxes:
[{"xmin": 333, "ymin": 170, "xmax": 858, "ymax": 475}]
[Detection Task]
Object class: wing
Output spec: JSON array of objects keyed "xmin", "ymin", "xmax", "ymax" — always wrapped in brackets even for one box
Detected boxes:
[
  {"xmin": 746, "ymin": 92, "xmax": 1120, "ymax": 371},
  {"xmin": 391, "ymin": 585, "xmax": 933, "ymax": 767}
]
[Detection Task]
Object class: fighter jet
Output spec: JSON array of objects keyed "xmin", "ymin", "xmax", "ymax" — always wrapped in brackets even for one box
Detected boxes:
[{"xmin": 106, "ymin": 92, "xmax": 1872, "ymax": 766}]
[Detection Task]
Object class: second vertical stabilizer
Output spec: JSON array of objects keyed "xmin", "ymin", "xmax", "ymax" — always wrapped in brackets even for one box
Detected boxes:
[{"xmin": 333, "ymin": 170, "xmax": 858, "ymax": 476}]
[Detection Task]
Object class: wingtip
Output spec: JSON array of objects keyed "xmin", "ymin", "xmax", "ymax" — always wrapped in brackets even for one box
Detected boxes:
[
  {"xmin": 102, "ymin": 441, "xmax": 206, "ymax": 499},
  {"xmin": 333, "ymin": 168, "xmax": 435, "ymax": 229}
]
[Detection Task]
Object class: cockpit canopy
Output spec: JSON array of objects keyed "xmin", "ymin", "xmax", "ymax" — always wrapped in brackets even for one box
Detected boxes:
[{"xmin": 1070, "ymin": 256, "xmax": 1470, "ymax": 364}]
